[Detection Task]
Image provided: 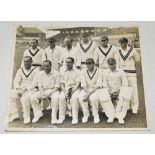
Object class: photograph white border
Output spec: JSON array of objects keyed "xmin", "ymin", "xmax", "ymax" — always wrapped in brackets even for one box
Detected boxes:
[{"xmin": 4, "ymin": 23, "xmax": 150, "ymax": 132}]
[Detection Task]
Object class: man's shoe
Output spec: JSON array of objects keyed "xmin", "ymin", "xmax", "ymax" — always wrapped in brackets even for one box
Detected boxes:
[
  {"xmin": 118, "ymin": 118, "xmax": 125, "ymax": 124},
  {"xmin": 72, "ymin": 119, "xmax": 78, "ymax": 125},
  {"xmin": 8, "ymin": 113, "xmax": 19, "ymax": 123},
  {"xmin": 107, "ymin": 117, "xmax": 114, "ymax": 123},
  {"xmin": 94, "ymin": 115, "xmax": 100, "ymax": 124},
  {"xmin": 51, "ymin": 119, "xmax": 57, "ymax": 124},
  {"xmin": 24, "ymin": 117, "xmax": 30, "ymax": 124},
  {"xmin": 32, "ymin": 113, "xmax": 43, "ymax": 123},
  {"xmin": 132, "ymin": 109, "xmax": 138, "ymax": 114},
  {"xmin": 82, "ymin": 114, "xmax": 89, "ymax": 123},
  {"xmin": 57, "ymin": 118, "xmax": 65, "ymax": 124}
]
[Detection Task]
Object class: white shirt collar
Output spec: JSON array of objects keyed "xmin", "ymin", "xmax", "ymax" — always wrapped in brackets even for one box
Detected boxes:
[
  {"xmin": 43, "ymin": 69, "xmax": 53, "ymax": 76},
  {"xmin": 107, "ymin": 67, "xmax": 119, "ymax": 73},
  {"xmin": 23, "ymin": 66, "xmax": 34, "ymax": 71},
  {"xmin": 30, "ymin": 46, "xmax": 39, "ymax": 51},
  {"xmin": 65, "ymin": 68, "xmax": 74, "ymax": 72}
]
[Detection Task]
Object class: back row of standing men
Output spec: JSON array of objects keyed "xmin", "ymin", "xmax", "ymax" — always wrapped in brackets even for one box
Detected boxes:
[{"xmin": 7, "ymin": 31, "xmax": 140, "ymax": 125}]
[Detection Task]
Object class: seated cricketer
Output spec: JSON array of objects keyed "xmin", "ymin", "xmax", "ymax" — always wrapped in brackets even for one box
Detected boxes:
[
  {"xmin": 78, "ymin": 58, "xmax": 102, "ymax": 124},
  {"xmin": 103, "ymin": 58, "xmax": 132, "ymax": 124},
  {"xmin": 58, "ymin": 57, "xmax": 81, "ymax": 125},
  {"xmin": 7, "ymin": 56, "xmax": 39, "ymax": 124},
  {"xmin": 29, "ymin": 60, "xmax": 60, "ymax": 124}
]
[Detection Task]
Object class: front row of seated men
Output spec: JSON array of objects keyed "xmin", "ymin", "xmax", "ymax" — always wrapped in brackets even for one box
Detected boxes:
[{"xmin": 7, "ymin": 56, "xmax": 132, "ymax": 125}]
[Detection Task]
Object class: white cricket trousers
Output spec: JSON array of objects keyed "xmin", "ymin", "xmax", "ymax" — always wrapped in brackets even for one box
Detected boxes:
[
  {"xmin": 20, "ymin": 90, "xmax": 32, "ymax": 119},
  {"xmin": 126, "ymin": 73, "xmax": 139, "ymax": 111},
  {"xmin": 30, "ymin": 90, "xmax": 59, "ymax": 120},
  {"xmin": 77, "ymin": 90, "xmax": 90, "ymax": 117},
  {"xmin": 7, "ymin": 89, "xmax": 32, "ymax": 121},
  {"xmin": 59, "ymin": 89, "xmax": 80, "ymax": 120},
  {"xmin": 115, "ymin": 97, "xmax": 130, "ymax": 119},
  {"xmin": 7, "ymin": 89, "xmax": 20, "ymax": 121},
  {"xmin": 96, "ymin": 88, "xmax": 115, "ymax": 119},
  {"xmin": 115, "ymin": 87, "xmax": 132, "ymax": 119}
]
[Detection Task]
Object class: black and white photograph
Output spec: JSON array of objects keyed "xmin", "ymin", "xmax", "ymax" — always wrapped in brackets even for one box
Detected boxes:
[{"xmin": 4, "ymin": 24, "xmax": 148, "ymax": 131}]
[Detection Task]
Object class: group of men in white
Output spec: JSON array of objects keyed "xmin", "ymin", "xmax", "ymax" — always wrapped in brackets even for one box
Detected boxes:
[{"xmin": 7, "ymin": 31, "xmax": 140, "ymax": 125}]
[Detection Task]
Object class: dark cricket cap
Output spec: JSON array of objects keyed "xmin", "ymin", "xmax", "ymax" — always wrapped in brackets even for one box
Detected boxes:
[
  {"xmin": 107, "ymin": 58, "xmax": 116, "ymax": 65},
  {"xmin": 119, "ymin": 37, "xmax": 128, "ymax": 43},
  {"xmin": 85, "ymin": 58, "xmax": 95, "ymax": 64},
  {"xmin": 48, "ymin": 37, "xmax": 56, "ymax": 42},
  {"xmin": 100, "ymin": 35, "xmax": 109, "ymax": 41}
]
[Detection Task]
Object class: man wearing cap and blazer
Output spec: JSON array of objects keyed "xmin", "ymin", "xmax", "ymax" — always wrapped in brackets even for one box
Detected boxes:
[
  {"xmin": 42, "ymin": 37, "xmax": 62, "ymax": 71},
  {"xmin": 114, "ymin": 37, "xmax": 140, "ymax": 114},
  {"xmin": 76, "ymin": 31, "xmax": 97, "ymax": 69},
  {"xmin": 94, "ymin": 35, "xmax": 117, "ymax": 70}
]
